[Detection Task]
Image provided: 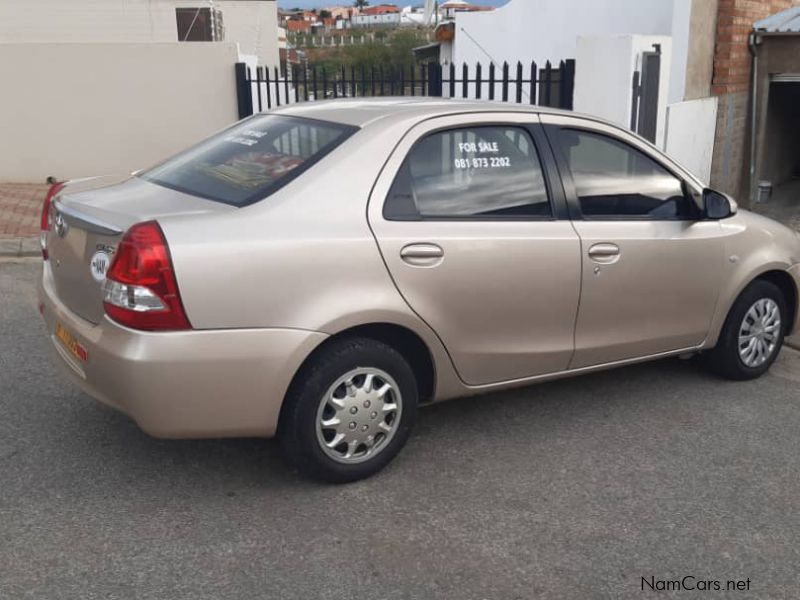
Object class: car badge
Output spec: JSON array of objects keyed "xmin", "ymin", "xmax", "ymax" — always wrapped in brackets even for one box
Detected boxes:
[
  {"xmin": 89, "ymin": 250, "xmax": 111, "ymax": 283},
  {"xmin": 55, "ymin": 212, "xmax": 69, "ymax": 238}
]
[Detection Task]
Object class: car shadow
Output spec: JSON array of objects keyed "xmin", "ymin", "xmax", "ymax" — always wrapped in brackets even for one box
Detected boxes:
[{"xmin": 51, "ymin": 355, "xmax": 728, "ymax": 493}]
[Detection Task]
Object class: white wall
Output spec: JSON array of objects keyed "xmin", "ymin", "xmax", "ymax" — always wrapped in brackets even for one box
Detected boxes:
[
  {"xmin": 453, "ymin": 0, "xmax": 675, "ymax": 64},
  {"xmin": 0, "ymin": 0, "xmax": 279, "ymax": 69},
  {"xmin": 667, "ymin": 0, "xmax": 692, "ymax": 104},
  {"xmin": 451, "ymin": 0, "xmax": 691, "ymax": 105},
  {"xmin": 352, "ymin": 14, "xmax": 401, "ymax": 27},
  {"xmin": 0, "ymin": 0, "xmax": 181, "ymax": 42},
  {"xmin": 574, "ymin": 36, "xmax": 633, "ymax": 127},
  {"xmin": 217, "ymin": 0, "xmax": 279, "ymax": 69},
  {"xmin": 574, "ymin": 35, "xmax": 672, "ymax": 148},
  {"xmin": 0, "ymin": 43, "xmax": 241, "ymax": 182},
  {"xmin": 664, "ymin": 97, "xmax": 718, "ymax": 183}
]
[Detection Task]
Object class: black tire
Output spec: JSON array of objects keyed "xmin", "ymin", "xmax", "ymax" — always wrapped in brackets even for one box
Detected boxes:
[
  {"xmin": 705, "ymin": 279, "xmax": 787, "ymax": 380},
  {"xmin": 278, "ymin": 337, "xmax": 418, "ymax": 483}
]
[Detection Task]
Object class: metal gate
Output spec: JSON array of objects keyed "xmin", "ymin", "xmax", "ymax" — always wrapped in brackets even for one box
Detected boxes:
[
  {"xmin": 235, "ymin": 59, "xmax": 576, "ymax": 118},
  {"xmin": 630, "ymin": 44, "xmax": 662, "ymax": 144}
]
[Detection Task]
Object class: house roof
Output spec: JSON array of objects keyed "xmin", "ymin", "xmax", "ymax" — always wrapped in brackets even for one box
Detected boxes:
[
  {"xmin": 286, "ymin": 20, "xmax": 312, "ymax": 31},
  {"xmin": 754, "ymin": 6, "xmax": 800, "ymax": 34},
  {"xmin": 362, "ymin": 5, "xmax": 401, "ymax": 15}
]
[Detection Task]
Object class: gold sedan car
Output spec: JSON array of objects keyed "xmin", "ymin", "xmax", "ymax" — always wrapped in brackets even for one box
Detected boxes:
[{"xmin": 39, "ymin": 100, "xmax": 800, "ymax": 482}]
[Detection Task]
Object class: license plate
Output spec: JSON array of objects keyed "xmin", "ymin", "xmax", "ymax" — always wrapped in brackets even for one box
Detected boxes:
[{"xmin": 55, "ymin": 322, "xmax": 88, "ymax": 362}]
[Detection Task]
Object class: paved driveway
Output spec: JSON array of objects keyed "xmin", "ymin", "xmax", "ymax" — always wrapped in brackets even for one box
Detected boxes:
[
  {"xmin": 2, "ymin": 260, "xmax": 800, "ymax": 599},
  {"xmin": 0, "ymin": 184, "xmax": 48, "ymax": 257}
]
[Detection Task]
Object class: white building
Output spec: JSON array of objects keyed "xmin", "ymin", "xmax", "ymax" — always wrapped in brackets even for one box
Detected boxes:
[
  {"xmin": 0, "ymin": 0, "xmax": 280, "ymax": 68},
  {"xmin": 0, "ymin": 0, "xmax": 281, "ymax": 181},
  {"xmin": 351, "ymin": 13, "xmax": 402, "ymax": 27},
  {"xmin": 438, "ymin": 0, "xmax": 719, "ymax": 182},
  {"xmin": 400, "ymin": 6, "xmax": 429, "ymax": 26}
]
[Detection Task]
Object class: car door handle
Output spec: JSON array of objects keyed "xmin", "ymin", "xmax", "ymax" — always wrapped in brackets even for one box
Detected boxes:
[
  {"xmin": 400, "ymin": 243, "xmax": 444, "ymax": 267},
  {"xmin": 588, "ymin": 243, "xmax": 621, "ymax": 264}
]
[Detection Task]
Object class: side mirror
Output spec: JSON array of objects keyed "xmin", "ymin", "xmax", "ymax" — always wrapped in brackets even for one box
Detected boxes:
[{"xmin": 703, "ymin": 188, "xmax": 737, "ymax": 220}]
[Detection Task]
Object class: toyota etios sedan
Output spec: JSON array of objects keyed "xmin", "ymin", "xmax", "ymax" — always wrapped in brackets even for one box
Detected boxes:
[{"xmin": 40, "ymin": 99, "xmax": 800, "ymax": 482}]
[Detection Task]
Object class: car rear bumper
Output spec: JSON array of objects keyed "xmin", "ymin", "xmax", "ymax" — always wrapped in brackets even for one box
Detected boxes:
[{"xmin": 39, "ymin": 264, "xmax": 327, "ymax": 439}]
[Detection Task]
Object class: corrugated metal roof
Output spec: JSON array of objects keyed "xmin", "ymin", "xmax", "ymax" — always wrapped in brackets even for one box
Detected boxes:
[{"xmin": 754, "ymin": 6, "xmax": 800, "ymax": 33}]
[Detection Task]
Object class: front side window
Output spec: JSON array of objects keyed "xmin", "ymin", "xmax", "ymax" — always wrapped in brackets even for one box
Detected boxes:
[
  {"xmin": 557, "ymin": 129, "xmax": 697, "ymax": 219},
  {"xmin": 384, "ymin": 126, "xmax": 551, "ymax": 220},
  {"xmin": 141, "ymin": 115, "xmax": 356, "ymax": 206}
]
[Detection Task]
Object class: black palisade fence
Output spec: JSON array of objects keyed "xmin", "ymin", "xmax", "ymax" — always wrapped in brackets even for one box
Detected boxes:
[{"xmin": 235, "ymin": 59, "xmax": 576, "ymax": 118}]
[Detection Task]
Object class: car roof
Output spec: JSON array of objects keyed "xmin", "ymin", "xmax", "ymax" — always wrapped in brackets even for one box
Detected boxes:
[{"xmin": 271, "ymin": 97, "xmax": 579, "ymax": 128}]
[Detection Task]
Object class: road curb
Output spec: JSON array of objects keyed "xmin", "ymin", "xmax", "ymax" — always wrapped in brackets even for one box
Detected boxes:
[
  {"xmin": 787, "ymin": 336, "xmax": 800, "ymax": 352},
  {"xmin": 0, "ymin": 237, "xmax": 39, "ymax": 258}
]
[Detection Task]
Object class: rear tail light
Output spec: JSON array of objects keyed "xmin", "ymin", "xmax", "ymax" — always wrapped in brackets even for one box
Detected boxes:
[
  {"xmin": 102, "ymin": 221, "xmax": 191, "ymax": 331},
  {"xmin": 40, "ymin": 182, "xmax": 65, "ymax": 260}
]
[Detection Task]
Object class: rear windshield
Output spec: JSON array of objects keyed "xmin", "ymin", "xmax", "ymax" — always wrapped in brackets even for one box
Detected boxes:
[{"xmin": 140, "ymin": 115, "xmax": 357, "ymax": 206}]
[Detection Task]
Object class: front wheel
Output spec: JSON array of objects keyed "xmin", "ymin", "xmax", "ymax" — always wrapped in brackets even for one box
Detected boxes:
[
  {"xmin": 705, "ymin": 280, "xmax": 787, "ymax": 380},
  {"xmin": 278, "ymin": 337, "xmax": 418, "ymax": 483}
]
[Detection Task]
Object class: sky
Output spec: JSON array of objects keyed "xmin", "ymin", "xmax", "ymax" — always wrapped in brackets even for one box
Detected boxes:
[{"xmin": 277, "ymin": 0, "xmax": 509, "ymax": 9}]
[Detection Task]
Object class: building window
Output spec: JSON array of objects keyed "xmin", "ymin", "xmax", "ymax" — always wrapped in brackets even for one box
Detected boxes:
[{"xmin": 176, "ymin": 7, "xmax": 224, "ymax": 42}]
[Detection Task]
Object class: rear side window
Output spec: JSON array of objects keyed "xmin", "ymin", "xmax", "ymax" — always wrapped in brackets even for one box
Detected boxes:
[
  {"xmin": 141, "ymin": 115, "xmax": 356, "ymax": 206},
  {"xmin": 556, "ymin": 129, "xmax": 698, "ymax": 219},
  {"xmin": 384, "ymin": 126, "xmax": 551, "ymax": 220}
]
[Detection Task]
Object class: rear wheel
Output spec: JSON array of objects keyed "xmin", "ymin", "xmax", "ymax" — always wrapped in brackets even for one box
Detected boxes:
[
  {"xmin": 705, "ymin": 280, "xmax": 786, "ymax": 380},
  {"xmin": 279, "ymin": 337, "xmax": 418, "ymax": 483}
]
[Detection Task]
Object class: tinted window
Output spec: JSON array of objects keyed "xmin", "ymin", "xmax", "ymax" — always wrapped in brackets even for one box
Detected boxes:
[
  {"xmin": 141, "ymin": 115, "xmax": 356, "ymax": 206},
  {"xmin": 385, "ymin": 126, "xmax": 551, "ymax": 220},
  {"xmin": 558, "ymin": 129, "xmax": 697, "ymax": 219}
]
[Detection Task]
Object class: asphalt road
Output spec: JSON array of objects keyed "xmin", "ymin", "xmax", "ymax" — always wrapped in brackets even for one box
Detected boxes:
[{"xmin": 2, "ymin": 260, "xmax": 800, "ymax": 599}]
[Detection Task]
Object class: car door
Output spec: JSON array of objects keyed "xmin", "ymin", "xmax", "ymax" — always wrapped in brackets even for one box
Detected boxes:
[
  {"xmin": 541, "ymin": 114, "xmax": 726, "ymax": 369},
  {"xmin": 368, "ymin": 113, "xmax": 581, "ymax": 386}
]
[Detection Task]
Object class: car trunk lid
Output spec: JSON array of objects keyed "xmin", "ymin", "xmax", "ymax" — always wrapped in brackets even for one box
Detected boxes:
[{"xmin": 46, "ymin": 175, "xmax": 233, "ymax": 324}]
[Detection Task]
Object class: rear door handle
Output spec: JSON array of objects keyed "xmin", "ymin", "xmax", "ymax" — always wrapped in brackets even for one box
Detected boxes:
[
  {"xmin": 588, "ymin": 243, "xmax": 620, "ymax": 264},
  {"xmin": 400, "ymin": 243, "xmax": 444, "ymax": 267}
]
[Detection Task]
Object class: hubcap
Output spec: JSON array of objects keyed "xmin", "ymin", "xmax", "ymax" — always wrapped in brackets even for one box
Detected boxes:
[
  {"xmin": 315, "ymin": 368, "xmax": 402, "ymax": 464},
  {"xmin": 738, "ymin": 298, "xmax": 781, "ymax": 368}
]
